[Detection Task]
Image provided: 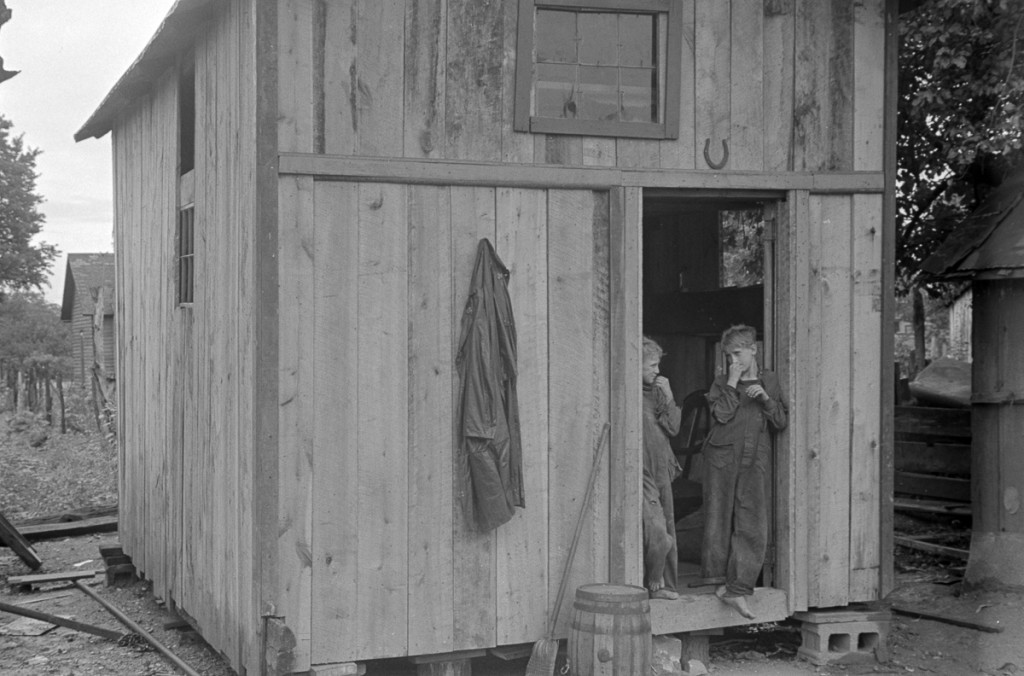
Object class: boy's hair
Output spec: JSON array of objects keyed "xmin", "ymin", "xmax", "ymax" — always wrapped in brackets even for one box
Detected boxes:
[
  {"xmin": 721, "ymin": 325, "xmax": 757, "ymax": 350},
  {"xmin": 642, "ymin": 336, "xmax": 664, "ymax": 362}
]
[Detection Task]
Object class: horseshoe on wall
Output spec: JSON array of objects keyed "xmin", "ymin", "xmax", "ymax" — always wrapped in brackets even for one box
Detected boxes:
[{"xmin": 703, "ymin": 138, "xmax": 729, "ymax": 170}]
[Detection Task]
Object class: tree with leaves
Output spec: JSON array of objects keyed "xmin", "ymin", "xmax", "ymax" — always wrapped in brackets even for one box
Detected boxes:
[
  {"xmin": 898, "ymin": 0, "xmax": 1024, "ymax": 372},
  {"xmin": 0, "ymin": 114, "xmax": 57, "ymax": 297},
  {"xmin": 0, "ymin": 292, "xmax": 71, "ymax": 416}
]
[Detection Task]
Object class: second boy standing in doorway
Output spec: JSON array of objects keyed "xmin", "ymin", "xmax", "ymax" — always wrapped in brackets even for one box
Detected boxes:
[
  {"xmin": 642, "ymin": 336, "xmax": 683, "ymax": 600},
  {"xmin": 702, "ymin": 325, "xmax": 788, "ymax": 619}
]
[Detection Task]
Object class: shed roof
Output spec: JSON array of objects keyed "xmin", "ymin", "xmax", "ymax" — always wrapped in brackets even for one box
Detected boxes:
[
  {"xmin": 74, "ymin": 0, "xmax": 220, "ymax": 142},
  {"xmin": 920, "ymin": 168, "xmax": 1024, "ymax": 281},
  {"xmin": 61, "ymin": 253, "xmax": 116, "ymax": 320}
]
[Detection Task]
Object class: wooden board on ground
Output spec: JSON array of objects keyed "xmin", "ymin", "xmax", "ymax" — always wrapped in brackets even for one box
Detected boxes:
[
  {"xmin": 0, "ymin": 599, "xmax": 122, "ymax": 641},
  {"xmin": 0, "ymin": 512, "xmax": 42, "ymax": 570},
  {"xmin": 7, "ymin": 571, "xmax": 98, "ymax": 589},
  {"xmin": 17, "ymin": 516, "xmax": 118, "ymax": 541},
  {"xmin": 0, "ymin": 616, "xmax": 59, "ymax": 636}
]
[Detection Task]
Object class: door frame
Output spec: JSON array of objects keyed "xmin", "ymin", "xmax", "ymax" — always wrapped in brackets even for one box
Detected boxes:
[{"xmin": 609, "ymin": 186, "xmax": 805, "ymax": 615}]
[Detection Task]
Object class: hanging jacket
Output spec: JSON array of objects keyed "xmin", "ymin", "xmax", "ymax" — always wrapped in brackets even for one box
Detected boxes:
[{"xmin": 456, "ymin": 238, "xmax": 525, "ymax": 532}]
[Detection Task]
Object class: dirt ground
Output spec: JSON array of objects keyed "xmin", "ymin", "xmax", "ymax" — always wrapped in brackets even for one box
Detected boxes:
[
  {"xmin": 3, "ymin": 410, "xmax": 1022, "ymax": 675},
  {"xmin": 3, "ymin": 527, "xmax": 1024, "ymax": 676}
]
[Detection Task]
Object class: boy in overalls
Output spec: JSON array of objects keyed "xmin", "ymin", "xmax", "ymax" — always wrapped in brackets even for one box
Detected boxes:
[{"xmin": 702, "ymin": 325, "xmax": 787, "ymax": 618}]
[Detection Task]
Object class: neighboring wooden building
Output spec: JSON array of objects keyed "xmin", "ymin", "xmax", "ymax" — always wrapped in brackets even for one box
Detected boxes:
[
  {"xmin": 60, "ymin": 253, "xmax": 116, "ymax": 383},
  {"xmin": 76, "ymin": 0, "xmax": 897, "ymax": 673},
  {"xmin": 923, "ymin": 168, "xmax": 1024, "ymax": 590}
]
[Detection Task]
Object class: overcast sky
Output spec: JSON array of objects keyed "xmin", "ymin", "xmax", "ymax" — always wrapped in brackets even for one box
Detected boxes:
[{"xmin": 1, "ymin": 1, "xmax": 174, "ymax": 304}]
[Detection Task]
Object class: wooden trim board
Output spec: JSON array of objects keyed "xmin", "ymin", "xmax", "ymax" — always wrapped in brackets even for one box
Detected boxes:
[{"xmin": 279, "ymin": 153, "xmax": 885, "ymax": 193}]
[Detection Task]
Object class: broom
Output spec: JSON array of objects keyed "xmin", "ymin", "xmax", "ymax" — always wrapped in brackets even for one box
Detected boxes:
[{"xmin": 525, "ymin": 423, "xmax": 611, "ymax": 676}]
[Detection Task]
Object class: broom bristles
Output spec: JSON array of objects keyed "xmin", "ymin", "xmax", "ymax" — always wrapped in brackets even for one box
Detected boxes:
[{"xmin": 524, "ymin": 637, "xmax": 559, "ymax": 676}]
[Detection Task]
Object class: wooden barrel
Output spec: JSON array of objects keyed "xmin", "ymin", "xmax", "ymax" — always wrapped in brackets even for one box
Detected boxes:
[{"xmin": 568, "ymin": 584, "xmax": 651, "ymax": 676}]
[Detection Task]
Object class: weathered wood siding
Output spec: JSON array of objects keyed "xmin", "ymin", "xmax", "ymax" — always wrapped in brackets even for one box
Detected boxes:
[
  {"xmin": 269, "ymin": 182, "xmax": 613, "ymax": 666},
  {"xmin": 274, "ymin": 0, "xmax": 884, "ymax": 173},
  {"xmin": 266, "ymin": 0, "xmax": 890, "ymax": 665},
  {"xmin": 67, "ymin": 312, "xmax": 115, "ymax": 382},
  {"xmin": 112, "ymin": 0, "xmax": 257, "ymax": 671},
  {"xmin": 107, "ymin": 0, "xmax": 889, "ymax": 671}
]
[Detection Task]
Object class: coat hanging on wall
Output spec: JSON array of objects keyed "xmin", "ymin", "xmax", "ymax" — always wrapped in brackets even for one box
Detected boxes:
[{"xmin": 456, "ymin": 238, "xmax": 525, "ymax": 531}]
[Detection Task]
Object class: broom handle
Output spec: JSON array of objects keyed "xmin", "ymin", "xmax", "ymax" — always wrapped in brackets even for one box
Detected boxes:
[{"xmin": 547, "ymin": 423, "xmax": 611, "ymax": 638}]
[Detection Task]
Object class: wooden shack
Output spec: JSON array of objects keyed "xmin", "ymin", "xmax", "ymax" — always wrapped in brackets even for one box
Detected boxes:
[
  {"xmin": 59, "ymin": 253, "xmax": 116, "ymax": 383},
  {"xmin": 76, "ymin": 0, "xmax": 897, "ymax": 673}
]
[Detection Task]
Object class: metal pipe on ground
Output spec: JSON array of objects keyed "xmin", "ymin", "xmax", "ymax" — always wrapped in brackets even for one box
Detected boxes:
[{"xmin": 73, "ymin": 580, "xmax": 202, "ymax": 676}]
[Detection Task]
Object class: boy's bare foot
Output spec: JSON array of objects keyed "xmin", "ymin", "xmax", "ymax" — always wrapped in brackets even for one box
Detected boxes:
[
  {"xmin": 648, "ymin": 577, "xmax": 664, "ymax": 593},
  {"xmin": 715, "ymin": 585, "xmax": 755, "ymax": 619}
]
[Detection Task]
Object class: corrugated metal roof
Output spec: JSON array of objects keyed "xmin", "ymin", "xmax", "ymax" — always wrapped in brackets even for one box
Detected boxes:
[
  {"xmin": 61, "ymin": 253, "xmax": 116, "ymax": 320},
  {"xmin": 921, "ymin": 168, "xmax": 1024, "ymax": 280},
  {"xmin": 74, "ymin": 0, "xmax": 222, "ymax": 142}
]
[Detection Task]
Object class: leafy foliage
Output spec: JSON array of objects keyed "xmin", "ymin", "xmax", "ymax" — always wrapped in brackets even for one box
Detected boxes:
[
  {"xmin": 0, "ymin": 291, "xmax": 71, "ymax": 375},
  {"xmin": 0, "ymin": 114, "xmax": 57, "ymax": 296},
  {"xmin": 898, "ymin": 0, "xmax": 1024, "ymax": 296},
  {"xmin": 720, "ymin": 209, "xmax": 765, "ymax": 289}
]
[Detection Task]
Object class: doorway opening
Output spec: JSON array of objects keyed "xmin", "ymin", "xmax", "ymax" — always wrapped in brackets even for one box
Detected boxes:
[{"xmin": 641, "ymin": 190, "xmax": 783, "ymax": 593}]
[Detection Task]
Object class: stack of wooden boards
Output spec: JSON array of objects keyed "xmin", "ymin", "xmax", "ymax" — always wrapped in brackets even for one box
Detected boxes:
[
  {"xmin": 894, "ymin": 406, "xmax": 971, "ymax": 561},
  {"xmin": 894, "ymin": 405, "xmax": 971, "ymax": 518}
]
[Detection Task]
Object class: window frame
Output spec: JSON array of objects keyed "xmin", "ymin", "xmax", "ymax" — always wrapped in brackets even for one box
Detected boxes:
[
  {"xmin": 176, "ymin": 201, "xmax": 196, "ymax": 307},
  {"xmin": 514, "ymin": 0, "xmax": 682, "ymax": 139}
]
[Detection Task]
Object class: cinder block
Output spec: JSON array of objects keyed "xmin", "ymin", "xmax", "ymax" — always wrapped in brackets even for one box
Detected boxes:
[
  {"xmin": 794, "ymin": 608, "xmax": 892, "ymax": 666},
  {"xmin": 105, "ymin": 562, "xmax": 137, "ymax": 587}
]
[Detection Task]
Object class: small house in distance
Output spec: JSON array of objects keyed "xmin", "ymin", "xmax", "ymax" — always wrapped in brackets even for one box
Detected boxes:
[
  {"xmin": 59, "ymin": 253, "xmax": 116, "ymax": 383},
  {"xmin": 76, "ymin": 0, "xmax": 898, "ymax": 674}
]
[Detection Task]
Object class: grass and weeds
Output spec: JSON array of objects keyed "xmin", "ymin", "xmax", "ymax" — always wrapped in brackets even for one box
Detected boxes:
[{"xmin": 0, "ymin": 383, "xmax": 116, "ymax": 522}]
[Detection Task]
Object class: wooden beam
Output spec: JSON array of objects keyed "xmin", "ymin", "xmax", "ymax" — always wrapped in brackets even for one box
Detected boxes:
[
  {"xmin": 279, "ymin": 153, "xmax": 886, "ymax": 193},
  {"xmin": 609, "ymin": 187, "xmax": 643, "ymax": 585},
  {"xmin": 16, "ymin": 516, "xmax": 118, "ymax": 541},
  {"xmin": 0, "ymin": 511, "xmax": 42, "ymax": 570},
  {"xmin": 7, "ymin": 571, "xmax": 96, "ymax": 586},
  {"xmin": 252, "ymin": 0, "xmax": 280, "ymax": 671},
  {"xmin": 879, "ymin": 0, "xmax": 899, "ymax": 599},
  {"xmin": 0, "ymin": 600, "xmax": 122, "ymax": 641}
]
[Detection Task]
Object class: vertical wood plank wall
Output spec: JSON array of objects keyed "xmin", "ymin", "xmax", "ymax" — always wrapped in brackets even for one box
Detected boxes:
[
  {"xmin": 285, "ymin": 0, "xmax": 875, "ymax": 172},
  {"xmin": 109, "ymin": 0, "xmax": 888, "ymax": 670},
  {"xmin": 265, "ymin": 0, "xmax": 891, "ymax": 663},
  {"xmin": 303, "ymin": 183, "xmax": 611, "ymax": 665},
  {"xmin": 112, "ymin": 0, "xmax": 256, "ymax": 671}
]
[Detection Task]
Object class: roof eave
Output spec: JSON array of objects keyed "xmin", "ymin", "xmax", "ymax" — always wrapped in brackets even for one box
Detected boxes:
[{"xmin": 74, "ymin": 0, "xmax": 222, "ymax": 142}]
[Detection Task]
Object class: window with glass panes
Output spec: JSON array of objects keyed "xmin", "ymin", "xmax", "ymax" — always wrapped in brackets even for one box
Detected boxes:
[
  {"xmin": 177, "ymin": 206, "xmax": 195, "ymax": 305},
  {"xmin": 515, "ymin": 0, "xmax": 681, "ymax": 139}
]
